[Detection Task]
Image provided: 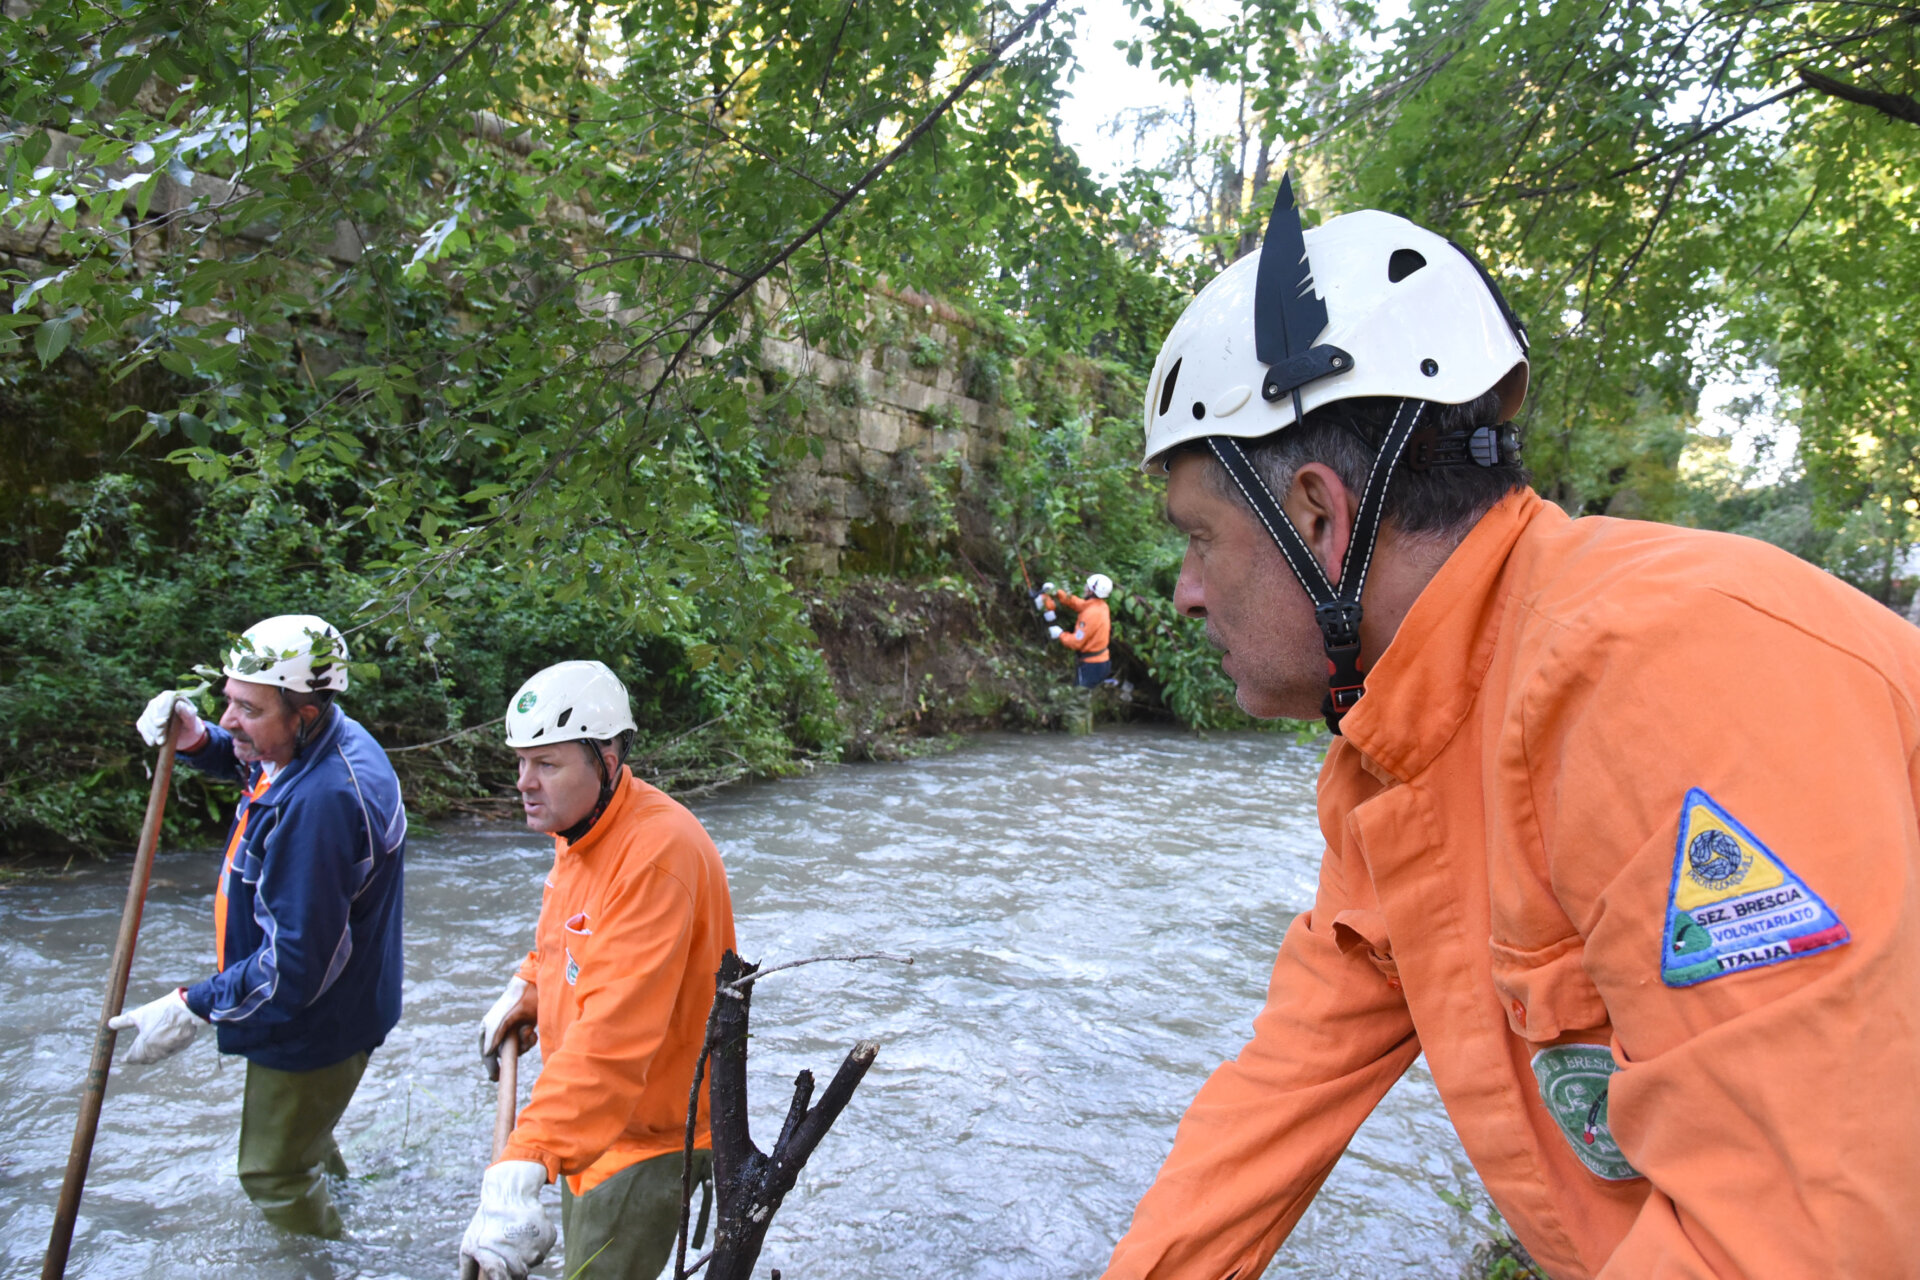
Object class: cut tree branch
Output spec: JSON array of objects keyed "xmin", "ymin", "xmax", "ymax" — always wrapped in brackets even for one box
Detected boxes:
[
  {"xmin": 1798, "ymin": 66, "xmax": 1920, "ymax": 126},
  {"xmin": 676, "ymin": 950, "xmax": 898, "ymax": 1280}
]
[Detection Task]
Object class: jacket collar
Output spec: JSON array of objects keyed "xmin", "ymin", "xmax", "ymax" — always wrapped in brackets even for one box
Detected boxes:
[
  {"xmin": 1337, "ymin": 489, "xmax": 1556, "ymax": 782},
  {"xmin": 246, "ymin": 705, "xmax": 344, "ymax": 806},
  {"xmin": 556, "ymin": 766, "xmax": 637, "ymax": 859}
]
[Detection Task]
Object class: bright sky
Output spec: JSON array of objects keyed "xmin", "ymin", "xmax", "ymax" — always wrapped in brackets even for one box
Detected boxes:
[{"xmin": 1055, "ymin": 0, "xmax": 1230, "ymax": 184}]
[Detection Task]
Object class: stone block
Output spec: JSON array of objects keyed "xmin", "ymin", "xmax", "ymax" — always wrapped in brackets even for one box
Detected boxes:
[
  {"xmin": 327, "ymin": 220, "xmax": 365, "ymax": 264},
  {"xmin": 857, "ymin": 409, "xmax": 902, "ymax": 453},
  {"xmin": 791, "ymin": 543, "xmax": 839, "ymax": 577},
  {"xmin": 815, "ymin": 476, "xmax": 850, "ymax": 515}
]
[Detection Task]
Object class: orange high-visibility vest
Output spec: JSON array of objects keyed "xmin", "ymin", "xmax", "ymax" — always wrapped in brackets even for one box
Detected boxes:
[{"xmin": 213, "ymin": 773, "xmax": 273, "ymax": 971}]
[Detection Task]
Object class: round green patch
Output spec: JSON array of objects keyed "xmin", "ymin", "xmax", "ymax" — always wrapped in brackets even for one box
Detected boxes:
[
  {"xmin": 1531, "ymin": 1044, "xmax": 1641, "ymax": 1182},
  {"xmin": 516, "ymin": 691, "xmax": 538, "ymax": 713}
]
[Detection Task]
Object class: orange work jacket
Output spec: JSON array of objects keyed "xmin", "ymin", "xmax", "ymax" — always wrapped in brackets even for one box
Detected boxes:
[
  {"xmin": 1107, "ymin": 489, "xmax": 1920, "ymax": 1279},
  {"xmin": 501, "ymin": 767, "xmax": 737, "ymax": 1193},
  {"xmin": 1054, "ymin": 591, "xmax": 1112, "ymax": 664}
]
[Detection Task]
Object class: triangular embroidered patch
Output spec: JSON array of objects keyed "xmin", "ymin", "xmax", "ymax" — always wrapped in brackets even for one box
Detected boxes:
[{"xmin": 1661, "ymin": 788, "xmax": 1849, "ymax": 987}]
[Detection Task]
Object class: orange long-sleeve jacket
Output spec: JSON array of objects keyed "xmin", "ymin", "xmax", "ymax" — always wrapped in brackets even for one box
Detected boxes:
[
  {"xmin": 1053, "ymin": 591, "xmax": 1112, "ymax": 664},
  {"xmin": 1107, "ymin": 489, "xmax": 1920, "ymax": 1279},
  {"xmin": 501, "ymin": 767, "xmax": 737, "ymax": 1193}
]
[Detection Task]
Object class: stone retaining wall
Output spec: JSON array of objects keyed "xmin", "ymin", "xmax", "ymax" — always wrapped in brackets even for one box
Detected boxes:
[{"xmin": 758, "ymin": 293, "xmax": 1008, "ymax": 576}]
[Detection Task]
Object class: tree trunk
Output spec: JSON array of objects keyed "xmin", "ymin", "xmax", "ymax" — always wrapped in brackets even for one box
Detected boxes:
[{"xmin": 695, "ymin": 950, "xmax": 879, "ymax": 1280}]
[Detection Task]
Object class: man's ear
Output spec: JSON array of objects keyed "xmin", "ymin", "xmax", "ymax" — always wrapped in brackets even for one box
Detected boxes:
[{"xmin": 1281, "ymin": 462, "xmax": 1358, "ymax": 584}]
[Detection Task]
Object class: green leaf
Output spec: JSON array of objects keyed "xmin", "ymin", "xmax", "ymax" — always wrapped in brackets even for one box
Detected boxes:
[{"xmin": 33, "ymin": 316, "xmax": 72, "ymax": 365}]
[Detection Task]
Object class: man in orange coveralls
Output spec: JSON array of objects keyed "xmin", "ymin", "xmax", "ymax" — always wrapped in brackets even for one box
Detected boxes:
[
  {"xmin": 1037, "ymin": 573, "xmax": 1117, "ymax": 686},
  {"xmin": 1104, "ymin": 173, "xmax": 1920, "ymax": 1279},
  {"xmin": 459, "ymin": 660, "xmax": 736, "ymax": 1280}
]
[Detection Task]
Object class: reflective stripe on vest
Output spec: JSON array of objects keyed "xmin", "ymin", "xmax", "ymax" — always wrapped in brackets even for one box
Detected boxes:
[{"xmin": 214, "ymin": 774, "xmax": 273, "ymax": 972}]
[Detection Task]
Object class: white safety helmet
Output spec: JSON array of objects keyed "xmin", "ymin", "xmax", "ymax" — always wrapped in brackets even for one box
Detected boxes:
[
  {"xmin": 1141, "ymin": 200, "xmax": 1529, "ymax": 472},
  {"xmin": 223, "ymin": 615, "xmax": 349, "ymax": 693},
  {"xmin": 1140, "ymin": 176, "xmax": 1531, "ymax": 734},
  {"xmin": 504, "ymin": 660, "xmax": 637, "ymax": 749},
  {"xmin": 1086, "ymin": 573, "xmax": 1114, "ymax": 599}
]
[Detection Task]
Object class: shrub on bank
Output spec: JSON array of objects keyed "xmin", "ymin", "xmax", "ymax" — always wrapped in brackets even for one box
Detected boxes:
[{"xmin": 0, "ymin": 476, "xmax": 840, "ymax": 857}]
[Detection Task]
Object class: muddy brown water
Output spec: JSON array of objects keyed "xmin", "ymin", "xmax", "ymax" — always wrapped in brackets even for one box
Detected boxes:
[{"xmin": 0, "ymin": 727, "xmax": 1499, "ymax": 1279}]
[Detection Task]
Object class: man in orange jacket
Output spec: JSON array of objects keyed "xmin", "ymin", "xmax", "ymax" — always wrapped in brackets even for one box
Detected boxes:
[
  {"xmin": 459, "ymin": 660, "xmax": 736, "ymax": 1280},
  {"xmin": 1038, "ymin": 573, "xmax": 1116, "ymax": 686},
  {"xmin": 1105, "ymin": 174, "xmax": 1920, "ymax": 1278}
]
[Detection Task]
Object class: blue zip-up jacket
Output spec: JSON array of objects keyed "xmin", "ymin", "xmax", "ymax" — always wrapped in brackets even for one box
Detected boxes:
[{"xmin": 179, "ymin": 706, "xmax": 407, "ymax": 1071}]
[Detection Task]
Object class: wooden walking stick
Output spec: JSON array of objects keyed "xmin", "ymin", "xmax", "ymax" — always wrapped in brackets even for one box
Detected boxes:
[
  {"xmin": 42, "ymin": 735, "xmax": 179, "ymax": 1280},
  {"xmin": 491, "ymin": 1038, "xmax": 520, "ymax": 1161}
]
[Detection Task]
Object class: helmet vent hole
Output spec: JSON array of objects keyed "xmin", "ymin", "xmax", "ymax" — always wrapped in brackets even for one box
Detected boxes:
[
  {"xmin": 1190, "ymin": 401, "xmax": 1206, "ymax": 420},
  {"xmin": 1421, "ymin": 358, "xmax": 1439, "ymax": 377},
  {"xmin": 1389, "ymin": 249, "xmax": 1427, "ymax": 283},
  {"xmin": 556, "ymin": 707, "xmax": 573, "ymax": 727},
  {"xmin": 531, "ymin": 727, "xmax": 545, "ymax": 739},
  {"xmin": 1158, "ymin": 357, "xmax": 1182, "ymax": 416}
]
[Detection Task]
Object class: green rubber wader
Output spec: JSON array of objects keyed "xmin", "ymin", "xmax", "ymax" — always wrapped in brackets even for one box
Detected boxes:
[
  {"xmin": 560, "ymin": 1148, "xmax": 713, "ymax": 1280},
  {"xmin": 236, "ymin": 1051, "xmax": 368, "ymax": 1238}
]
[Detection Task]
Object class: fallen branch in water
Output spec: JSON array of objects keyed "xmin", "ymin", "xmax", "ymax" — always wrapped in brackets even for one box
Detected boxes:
[{"xmin": 675, "ymin": 949, "xmax": 912, "ymax": 1280}]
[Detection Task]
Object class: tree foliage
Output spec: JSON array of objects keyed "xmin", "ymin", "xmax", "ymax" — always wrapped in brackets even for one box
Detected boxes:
[
  {"xmin": 0, "ymin": 0, "xmax": 1194, "ymax": 851},
  {"xmin": 1118, "ymin": 0, "xmax": 1920, "ymax": 588},
  {"xmin": 1, "ymin": 0, "xmax": 1161, "ymax": 653}
]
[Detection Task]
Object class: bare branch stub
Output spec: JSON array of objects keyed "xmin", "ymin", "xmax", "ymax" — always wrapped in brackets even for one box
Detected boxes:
[{"xmin": 677, "ymin": 949, "xmax": 881, "ymax": 1280}]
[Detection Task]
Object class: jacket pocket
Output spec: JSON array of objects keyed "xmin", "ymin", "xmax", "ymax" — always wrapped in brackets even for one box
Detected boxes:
[
  {"xmin": 1332, "ymin": 907, "xmax": 1400, "ymax": 982},
  {"xmin": 1489, "ymin": 934, "xmax": 1608, "ymax": 1042}
]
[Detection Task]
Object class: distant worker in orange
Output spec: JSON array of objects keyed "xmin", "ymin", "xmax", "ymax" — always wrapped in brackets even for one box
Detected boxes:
[
  {"xmin": 1103, "ymin": 176, "xmax": 1920, "ymax": 1279},
  {"xmin": 459, "ymin": 661, "xmax": 736, "ymax": 1280},
  {"xmin": 1037, "ymin": 573, "xmax": 1115, "ymax": 686}
]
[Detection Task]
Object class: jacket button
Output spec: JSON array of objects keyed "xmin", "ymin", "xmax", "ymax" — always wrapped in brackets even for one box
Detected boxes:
[{"xmin": 1510, "ymin": 999, "xmax": 1526, "ymax": 1026}]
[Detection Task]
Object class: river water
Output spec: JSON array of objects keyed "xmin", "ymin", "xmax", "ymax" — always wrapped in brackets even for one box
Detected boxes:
[{"xmin": 0, "ymin": 727, "xmax": 1499, "ymax": 1279}]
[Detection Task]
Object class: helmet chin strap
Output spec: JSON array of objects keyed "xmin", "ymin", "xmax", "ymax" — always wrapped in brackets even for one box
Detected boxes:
[
  {"xmin": 1206, "ymin": 398, "xmax": 1426, "ymax": 734},
  {"xmin": 558, "ymin": 739, "xmax": 628, "ymax": 844}
]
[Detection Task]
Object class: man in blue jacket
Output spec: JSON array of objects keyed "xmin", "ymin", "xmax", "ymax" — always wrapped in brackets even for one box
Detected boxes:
[{"xmin": 113, "ymin": 614, "xmax": 407, "ymax": 1238}]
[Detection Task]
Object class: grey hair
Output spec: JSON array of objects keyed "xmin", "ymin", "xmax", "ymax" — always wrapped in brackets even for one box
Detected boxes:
[
  {"xmin": 280, "ymin": 687, "xmax": 336, "ymax": 754},
  {"xmin": 1198, "ymin": 389, "xmax": 1528, "ymax": 542}
]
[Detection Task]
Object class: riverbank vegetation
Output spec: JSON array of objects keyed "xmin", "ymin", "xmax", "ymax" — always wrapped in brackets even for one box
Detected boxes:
[{"xmin": 4, "ymin": 0, "xmax": 1917, "ymax": 854}]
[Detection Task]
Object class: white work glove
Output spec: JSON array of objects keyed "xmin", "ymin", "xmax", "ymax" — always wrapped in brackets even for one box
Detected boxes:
[
  {"xmin": 136, "ymin": 687, "xmax": 206, "ymax": 749},
  {"xmin": 1048, "ymin": 625, "xmax": 1063, "ymax": 640},
  {"xmin": 1041, "ymin": 581, "xmax": 1056, "ymax": 594},
  {"xmin": 459, "ymin": 1160, "xmax": 555, "ymax": 1280},
  {"xmin": 479, "ymin": 976, "xmax": 537, "ymax": 1082},
  {"xmin": 1031, "ymin": 593, "xmax": 1047, "ymax": 612},
  {"xmin": 1043, "ymin": 609, "xmax": 1056, "ymax": 622},
  {"xmin": 107, "ymin": 988, "xmax": 204, "ymax": 1065}
]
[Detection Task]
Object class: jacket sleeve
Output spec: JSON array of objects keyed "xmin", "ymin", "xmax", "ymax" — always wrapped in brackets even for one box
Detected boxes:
[
  {"xmin": 182, "ymin": 787, "xmax": 370, "ymax": 1025},
  {"xmin": 178, "ymin": 723, "xmax": 247, "ymax": 784},
  {"xmin": 1060, "ymin": 620, "xmax": 1094, "ymax": 652},
  {"xmin": 1104, "ymin": 889, "xmax": 1420, "ymax": 1280},
  {"xmin": 1524, "ymin": 588, "xmax": 1920, "ymax": 1278},
  {"xmin": 501, "ymin": 860, "xmax": 698, "ymax": 1178}
]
